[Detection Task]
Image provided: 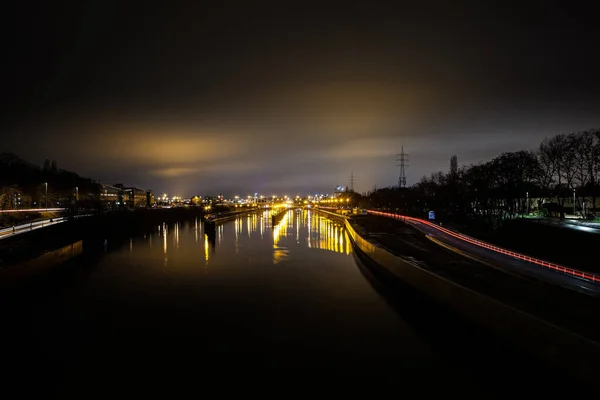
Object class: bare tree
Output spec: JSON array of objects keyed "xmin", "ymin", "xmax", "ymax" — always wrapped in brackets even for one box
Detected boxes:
[
  {"xmin": 577, "ymin": 129, "xmax": 600, "ymax": 212},
  {"xmin": 450, "ymin": 155, "xmax": 458, "ymax": 176},
  {"xmin": 0, "ymin": 188, "xmax": 8, "ymax": 210},
  {"xmin": 537, "ymin": 138, "xmax": 557, "ymax": 204},
  {"xmin": 538, "ymin": 134, "xmax": 572, "ymax": 217},
  {"xmin": 562, "ymin": 134, "xmax": 579, "ymax": 189}
]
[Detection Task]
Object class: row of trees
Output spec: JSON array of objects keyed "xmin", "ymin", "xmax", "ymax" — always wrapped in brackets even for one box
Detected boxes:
[
  {"xmin": 366, "ymin": 129, "xmax": 600, "ymax": 230},
  {"xmin": 0, "ymin": 153, "xmax": 100, "ymax": 209}
]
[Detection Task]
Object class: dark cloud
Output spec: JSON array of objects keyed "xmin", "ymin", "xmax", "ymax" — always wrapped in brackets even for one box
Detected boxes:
[{"xmin": 3, "ymin": 2, "xmax": 600, "ymax": 196}]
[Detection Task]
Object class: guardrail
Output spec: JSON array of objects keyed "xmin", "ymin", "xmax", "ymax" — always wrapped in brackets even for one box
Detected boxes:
[
  {"xmin": 312, "ymin": 207, "xmax": 350, "ymax": 220},
  {"xmin": 368, "ymin": 210, "xmax": 600, "ymax": 284},
  {"xmin": 313, "ymin": 206, "xmax": 353, "ymax": 218},
  {"xmin": 0, "ymin": 217, "xmax": 66, "ymax": 239},
  {"xmin": 205, "ymin": 208, "xmax": 260, "ymax": 224},
  {"xmin": 0, "ymin": 214, "xmax": 93, "ymax": 239},
  {"xmin": 0, "ymin": 208, "xmax": 66, "ymax": 213}
]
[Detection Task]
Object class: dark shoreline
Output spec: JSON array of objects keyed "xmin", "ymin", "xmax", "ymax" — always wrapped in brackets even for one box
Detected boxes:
[{"xmin": 0, "ymin": 208, "xmax": 206, "ymax": 271}]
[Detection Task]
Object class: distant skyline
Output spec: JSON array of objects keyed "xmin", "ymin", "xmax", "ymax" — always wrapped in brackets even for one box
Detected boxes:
[{"xmin": 3, "ymin": 2, "xmax": 600, "ymax": 197}]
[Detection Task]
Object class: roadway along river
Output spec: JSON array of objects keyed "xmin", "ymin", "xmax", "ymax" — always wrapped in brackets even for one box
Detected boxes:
[{"xmin": 0, "ymin": 209, "xmax": 558, "ymax": 397}]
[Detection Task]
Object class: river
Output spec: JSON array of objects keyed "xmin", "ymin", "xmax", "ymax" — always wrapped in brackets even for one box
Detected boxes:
[{"xmin": 1, "ymin": 209, "xmax": 486, "ymax": 397}]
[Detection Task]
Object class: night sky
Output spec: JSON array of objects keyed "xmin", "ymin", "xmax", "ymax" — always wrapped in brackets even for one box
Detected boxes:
[{"xmin": 3, "ymin": 2, "xmax": 600, "ymax": 197}]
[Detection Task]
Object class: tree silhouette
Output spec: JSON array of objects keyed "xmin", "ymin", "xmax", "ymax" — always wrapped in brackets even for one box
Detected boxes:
[
  {"xmin": 450, "ymin": 155, "xmax": 458, "ymax": 176},
  {"xmin": 367, "ymin": 128, "xmax": 600, "ymax": 230},
  {"xmin": 0, "ymin": 153, "xmax": 99, "ymax": 210}
]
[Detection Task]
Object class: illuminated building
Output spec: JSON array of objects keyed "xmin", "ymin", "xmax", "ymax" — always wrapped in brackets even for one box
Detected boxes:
[
  {"xmin": 112, "ymin": 184, "xmax": 153, "ymax": 208},
  {"xmin": 100, "ymin": 183, "xmax": 120, "ymax": 210},
  {"xmin": 146, "ymin": 191, "xmax": 155, "ymax": 207},
  {"xmin": 333, "ymin": 185, "xmax": 346, "ymax": 198}
]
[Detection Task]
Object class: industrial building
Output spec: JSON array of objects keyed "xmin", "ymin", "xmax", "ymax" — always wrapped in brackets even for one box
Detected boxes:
[{"xmin": 100, "ymin": 183, "xmax": 154, "ymax": 209}]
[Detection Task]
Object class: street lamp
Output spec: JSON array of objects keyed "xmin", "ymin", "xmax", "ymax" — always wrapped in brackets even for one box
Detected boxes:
[
  {"xmin": 526, "ymin": 191, "xmax": 529, "ymax": 215},
  {"xmin": 573, "ymin": 188, "xmax": 576, "ymax": 218},
  {"xmin": 44, "ymin": 182, "xmax": 48, "ymax": 212}
]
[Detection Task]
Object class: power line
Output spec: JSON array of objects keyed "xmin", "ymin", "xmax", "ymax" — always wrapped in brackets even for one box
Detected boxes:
[{"xmin": 396, "ymin": 145, "xmax": 409, "ymax": 188}]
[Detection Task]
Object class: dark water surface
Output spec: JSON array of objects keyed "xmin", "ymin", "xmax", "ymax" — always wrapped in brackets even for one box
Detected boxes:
[{"xmin": 1, "ymin": 209, "xmax": 485, "ymax": 397}]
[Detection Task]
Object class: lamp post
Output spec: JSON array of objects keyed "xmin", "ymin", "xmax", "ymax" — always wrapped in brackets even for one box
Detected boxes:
[
  {"xmin": 526, "ymin": 191, "xmax": 529, "ymax": 215},
  {"xmin": 573, "ymin": 188, "xmax": 576, "ymax": 218},
  {"xmin": 44, "ymin": 182, "xmax": 48, "ymax": 212}
]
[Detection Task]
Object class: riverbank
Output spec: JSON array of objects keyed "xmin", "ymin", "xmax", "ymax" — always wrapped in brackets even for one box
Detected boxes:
[
  {"xmin": 346, "ymin": 214, "xmax": 600, "ymax": 390},
  {"xmin": 0, "ymin": 203, "xmax": 492, "ymax": 397},
  {"xmin": 463, "ymin": 218, "xmax": 599, "ymax": 273},
  {"xmin": 312, "ymin": 207, "xmax": 349, "ymax": 220},
  {"xmin": 395, "ymin": 212, "xmax": 600, "ymax": 274},
  {"xmin": 206, "ymin": 207, "xmax": 261, "ymax": 223},
  {"xmin": 0, "ymin": 210, "xmax": 62, "ymax": 229},
  {"xmin": 351, "ymin": 215, "xmax": 600, "ymax": 339},
  {"xmin": 0, "ymin": 207, "xmax": 206, "ymax": 271}
]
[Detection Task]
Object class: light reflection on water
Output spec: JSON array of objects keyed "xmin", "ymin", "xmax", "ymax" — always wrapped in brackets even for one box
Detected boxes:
[
  {"xmin": 260, "ymin": 213, "xmax": 264, "ymax": 238},
  {"xmin": 140, "ymin": 209, "xmax": 351, "ymax": 270},
  {"xmin": 273, "ymin": 210, "xmax": 290, "ymax": 264},
  {"xmin": 3, "ymin": 208, "xmax": 475, "ymax": 397},
  {"xmin": 204, "ymin": 234, "xmax": 209, "ymax": 263},
  {"xmin": 162, "ymin": 223, "xmax": 167, "ymax": 256},
  {"xmin": 174, "ymin": 222, "xmax": 179, "ymax": 248},
  {"xmin": 296, "ymin": 211, "xmax": 300, "ymax": 243},
  {"xmin": 217, "ymin": 224, "xmax": 223, "ymax": 245}
]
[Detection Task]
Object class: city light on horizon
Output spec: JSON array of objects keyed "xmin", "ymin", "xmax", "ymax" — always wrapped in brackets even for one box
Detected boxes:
[
  {"xmin": 3, "ymin": 5, "xmax": 600, "ymax": 198},
  {"xmin": 3, "ymin": 4, "xmax": 600, "ymax": 394}
]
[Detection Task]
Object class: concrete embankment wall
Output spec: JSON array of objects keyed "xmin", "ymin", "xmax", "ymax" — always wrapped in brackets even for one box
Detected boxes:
[
  {"xmin": 21, "ymin": 240, "xmax": 83, "ymax": 270},
  {"xmin": 1, "ymin": 208, "xmax": 206, "ymax": 270},
  {"xmin": 210, "ymin": 208, "xmax": 261, "ymax": 224},
  {"xmin": 312, "ymin": 208, "xmax": 349, "ymax": 224},
  {"xmin": 271, "ymin": 209, "xmax": 289, "ymax": 226},
  {"xmin": 0, "ymin": 241, "xmax": 83, "ymax": 287},
  {"xmin": 344, "ymin": 219, "xmax": 600, "ymax": 388}
]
